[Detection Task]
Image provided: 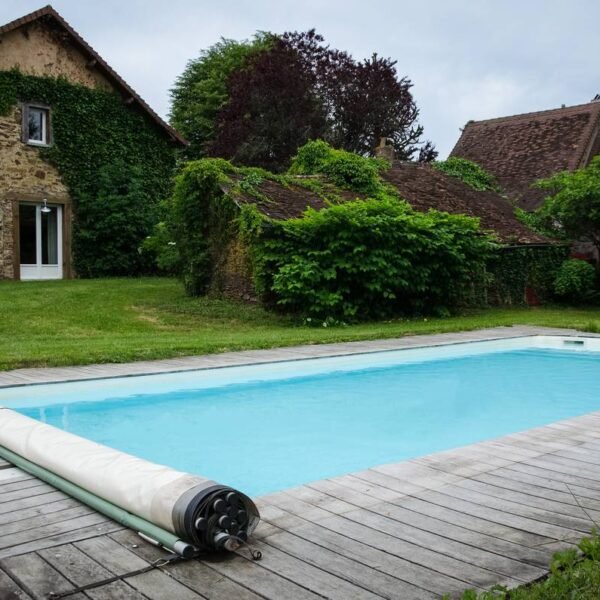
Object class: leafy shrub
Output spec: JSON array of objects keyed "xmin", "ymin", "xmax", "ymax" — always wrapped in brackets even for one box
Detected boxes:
[
  {"xmin": 247, "ymin": 197, "xmax": 491, "ymax": 320},
  {"xmin": 515, "ymin": 207, "xmax": 565, "ymax": 240},
  {"xmin": 289, "ymin": 140, "xmax": 388, "ymax": 196},
  {"xmin": 141, "ymin": 221, "xmax": 180, "ymax": 274},
  {"xmin": 536, "ymin": 156, "xmax": 600, "ymax": 257},
  {"xmin": 553, "ymin": 259, "xmax": 596, "ymax": 302},
  {"xmin": 169, "ymin": 159, "xmax": 238, "ymax": 295},
  {"xmin": 74, "ymin": 163, "xmax": 156, "ymax": 277},
  {"xmin": 433, "ymin": 157, "xmax": 501, "ymax": 192}
]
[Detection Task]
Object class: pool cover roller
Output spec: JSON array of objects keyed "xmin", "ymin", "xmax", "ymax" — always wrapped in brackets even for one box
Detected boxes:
[{"xmin": 0, "ymin": 409, "xmax": 259, "ymax": 556}]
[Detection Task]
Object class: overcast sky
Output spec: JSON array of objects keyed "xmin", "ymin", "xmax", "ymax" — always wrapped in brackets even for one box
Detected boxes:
[{"xmin": 2, "ymin": 0, "xmax": 599, "ymax": 157}]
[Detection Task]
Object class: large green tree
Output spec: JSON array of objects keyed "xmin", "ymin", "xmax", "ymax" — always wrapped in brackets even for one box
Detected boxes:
[{"xmin": 170, "ymin": 35, "xmax": 272, "ymax": 159}]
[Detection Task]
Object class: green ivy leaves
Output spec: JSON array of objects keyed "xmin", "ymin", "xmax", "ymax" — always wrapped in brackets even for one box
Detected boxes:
[{"xmin": 0, "ymin": 70, "xmax": 176, "ymax": 276}]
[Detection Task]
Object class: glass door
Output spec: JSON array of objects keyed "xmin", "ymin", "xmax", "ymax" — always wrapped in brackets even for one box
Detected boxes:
[{"xmin": 19, "ymin": 202, "xmax": 63, "ymax": 280}]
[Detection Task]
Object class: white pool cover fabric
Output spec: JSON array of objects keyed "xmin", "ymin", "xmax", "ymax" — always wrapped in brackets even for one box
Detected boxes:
[{"xmin": 0, "ymin": 408, "xmax": 259, "ymax": 551}]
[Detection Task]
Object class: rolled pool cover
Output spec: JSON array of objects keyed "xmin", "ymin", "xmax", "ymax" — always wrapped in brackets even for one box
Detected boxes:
[{"xmin": 0, "ymin": 408, "xmax": 259, "ymax": 555}]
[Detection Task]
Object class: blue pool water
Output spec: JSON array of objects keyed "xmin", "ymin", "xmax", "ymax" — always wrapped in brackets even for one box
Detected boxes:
[{"xmin": 7, "ymin": 346, "xmax": 600, "ymax": 497}]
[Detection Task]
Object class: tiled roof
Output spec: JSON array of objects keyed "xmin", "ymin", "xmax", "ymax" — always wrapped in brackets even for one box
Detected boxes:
[
  {"xmin": 227, "ymin": 177, "xmax": 329, "ymax": 220},
  {"xmin": 450, "ymin": 102, "xmax": 600, "ymax": 210},
  {"xmin": 0, "ymin": 5, "xmax": 186, "ymax": 145},
  {"xmin": 381, "ymin": 163, "xmax": 551, "ymax": 244},
  {"xmin": 226, "ymin": 166, "xmax": 552, "ymax": 245}
]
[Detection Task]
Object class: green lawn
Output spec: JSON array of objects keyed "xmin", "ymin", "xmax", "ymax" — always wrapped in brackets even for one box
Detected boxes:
[{"xmin": 1, "ymin": 277, "xmax": 600, "ymax": 371}]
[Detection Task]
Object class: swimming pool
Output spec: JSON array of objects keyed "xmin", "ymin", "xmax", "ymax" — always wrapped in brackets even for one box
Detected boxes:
[{"xmin": 2, "ymin": 335, "xmax": 600, "ymax": 497}]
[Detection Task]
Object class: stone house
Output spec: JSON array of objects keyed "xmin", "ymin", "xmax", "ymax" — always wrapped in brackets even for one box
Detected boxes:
[{"xmin": 0, "ymin": 5, "xmax": 185, "ymax": 280}]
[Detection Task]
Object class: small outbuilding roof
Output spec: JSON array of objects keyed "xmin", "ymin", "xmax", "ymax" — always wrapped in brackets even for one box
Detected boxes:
[
  {"xmin": 227, "ymin": 164, "xmax": 552, "ymax": 245},
  {"xmin": 450, "ymin": 102, "xmax": 600, "ymax": 210},
  {"xmin": 382, "ymin": 163, "xmax": 550, "ymax": 245},
  {"xmin": 0, "ymin": 5, "xmax": 186, "ymax": 145}
]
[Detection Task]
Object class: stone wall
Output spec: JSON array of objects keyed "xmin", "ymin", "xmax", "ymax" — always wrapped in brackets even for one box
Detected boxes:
[
  {"xmin": 0, "ymin": 106, "xmax": 69, "ymax": 279},
  {"xmin": 0, "ymin": 22, "xmax": 112, "ymax": 90},
  {"xmin": 209, "ymin": 237, "xmax": 257, "ymax": 301}
]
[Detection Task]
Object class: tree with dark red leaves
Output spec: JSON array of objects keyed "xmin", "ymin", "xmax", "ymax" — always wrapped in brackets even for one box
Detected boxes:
[
  {"xmin": 210, "ymin": 37, "xmax": 327, "ymax": 172},
  {"xmin": 201, "ymin": 30, "xmax": 436, "ymax": 171}
]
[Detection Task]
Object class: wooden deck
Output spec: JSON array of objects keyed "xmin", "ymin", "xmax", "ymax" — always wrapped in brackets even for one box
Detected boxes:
[{"xmin": 1, "ymin": 327, "xmax": 599, "ymax": 599}]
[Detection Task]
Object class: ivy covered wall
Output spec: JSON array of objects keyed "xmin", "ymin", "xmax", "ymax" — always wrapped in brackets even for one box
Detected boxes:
[
  {"xmin": 0, "ymin": 70, "xmax": 177, "ymax": 276},
  {"xmin": 487, "ymin": 245, "xmax": 571, "ymax": 305}
]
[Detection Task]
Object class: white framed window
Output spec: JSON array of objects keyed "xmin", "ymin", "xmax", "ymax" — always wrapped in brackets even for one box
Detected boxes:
[{"xmin": 23, "ymin": 105, "xmax": 51, "ymax": 146}]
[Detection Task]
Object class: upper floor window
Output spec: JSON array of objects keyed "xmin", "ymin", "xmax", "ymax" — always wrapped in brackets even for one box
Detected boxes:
[{"xmin": 23, "ymin": 105, "xmax": 51, "ymax": 146}]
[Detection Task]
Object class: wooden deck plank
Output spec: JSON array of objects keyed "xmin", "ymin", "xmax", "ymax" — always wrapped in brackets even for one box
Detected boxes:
[
  {"xmin": 411, "ymin": 488, "xmax": 585, "ymax": 540},
  {"xmin": 263, "ymin": 490, "xmax": 501, "ymax": 590},
  {"xmin": 0, "ymin": 483, "xmax": 55, "ymax": 505},
  {"xmin": 435, "ymin": 484, "xmax": 594, "ymax": 532},
  {"xmin": 0, "ymin": 513, "xmax": 117, "ymax": 552},
  {"xmin": 0, "ymin": 498, "xmax": 85, "ymax": 528},
  {"xmin": 0, "ymin": 567, "xmax": 33, "ymax": 600},
  {"xmin": 470, "ymin": 471, "xmax": 600, "ymax": 510},
  {"xmin": 304, "ymin": 479, "xmax": 546, "ymax": 580},
  {"xmin": 0, "ymin": 490, "xmax": 69, "ymax": 515},
  {"xmin": 331, "ymin": 468, "xmax": 557, "ymax": 547},
  {"xmin": 85, "ymin": 581, "xmax": 149, "ymax": 600},
  {"xmin": 342, "ymin": 508, "xmax": 543, "ymax": 582},
  {"xmin": 455, "ymin": 478, "xmax": 594, "ymax": 519},
  {"xmin": 109, "ymin": 529, "xmax": 266, "ymax": 600},
  {"xmin": 0, "ymin": 521, "xmax": 124, "ymax": 560},
  {"xmin": 320, "ymin": 476, "xmax": 559, "ymax": 567},
  {"xmin": 0, "ymin": 477, "xmax": 45, "ymax": 495},
  {"xmin": 0, "ymin": 552, "xmax": 87, "ymax": 600},
  {"xmin": 38, "ymin": 543, "xmax": 115, "ymax": 587},
  {"xmin": 0, "ymin": 505, "xmax": 97, "ymax": 538},
  {"xmin": 126, "ymin": 569, "xmax": 205, "ymax": 600},
  {"xmin": 189, "ymin": 555, "xmax": 324, "ymax": 600},
  {"xmin": 284, "ymin": 486, "xmax": 530, "ymax": 586},
  {"xmin": 506, "ymin": 462, "xmax": 600, "ymax": 496},
  {"xmin": 249, "ymin": 538, "xmax": 389, "ymax": 600},
  {"xmin": 257, "ymin": 503, "xmax": 468, "ymax": 597}
]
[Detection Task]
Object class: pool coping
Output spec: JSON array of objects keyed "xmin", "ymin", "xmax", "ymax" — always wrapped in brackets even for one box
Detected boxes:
[{"xmin": 1, "ymin": 324, "xmax": 598, "ymax": 389}]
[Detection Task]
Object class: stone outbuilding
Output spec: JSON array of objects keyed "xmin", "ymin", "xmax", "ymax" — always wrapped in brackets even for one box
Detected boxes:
[
  {"xmin": 209, "ymin": 162, "xmax": 552, "ymax": 301},
  {"xmin": 0, "ymin": 5, "xmax": 185, "ymax": 280}
]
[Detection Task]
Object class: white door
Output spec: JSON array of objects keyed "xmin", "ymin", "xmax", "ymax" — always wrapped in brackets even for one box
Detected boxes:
[{"xmin": 19, "ymin": 202, "xmax": 63, "ymax": 280}]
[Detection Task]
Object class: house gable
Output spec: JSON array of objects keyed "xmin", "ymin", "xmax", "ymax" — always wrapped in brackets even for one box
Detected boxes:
[
  {"xmin": 450, "ymin": 102, "xmax": 600, "ymax": 211},
  {"xmin": 0, "ymin": 19, "xmax": 113, "ymax": 90},
  {"xmin": 0, "ymin": 5, "xmax": 185, "ymax": 145}
]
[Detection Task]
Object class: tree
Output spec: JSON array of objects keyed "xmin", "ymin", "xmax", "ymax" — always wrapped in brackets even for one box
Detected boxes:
[
  {"xmin": 210, "ymin": 37, "xmax": 327, "ymax": 172},
  {"xmin": 324, "ymin": 51, "xmax": 434, "ymax": 160},
  {"xmin": 536, "ymin": 156, "xmax": 600, "ymax": 259},
  {"xmin": 170, "ymin": 35, "xmax": 272, "ymax": 159},
  {"xmin": 172, "ymin": 30, "xmax": 435, "ymax": 169}
]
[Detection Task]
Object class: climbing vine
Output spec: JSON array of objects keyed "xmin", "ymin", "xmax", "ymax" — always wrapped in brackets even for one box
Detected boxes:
[
  {"xmin": 487, "ymin": 245, "xmax": 570, "ymax": 304},
  {"xmin": 433, "ymin": 157, "xmax": 501, "ymax": 192},
  {"xmin": 0, "ymin": 69, "xmax": 176, "ymax": 276}
]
